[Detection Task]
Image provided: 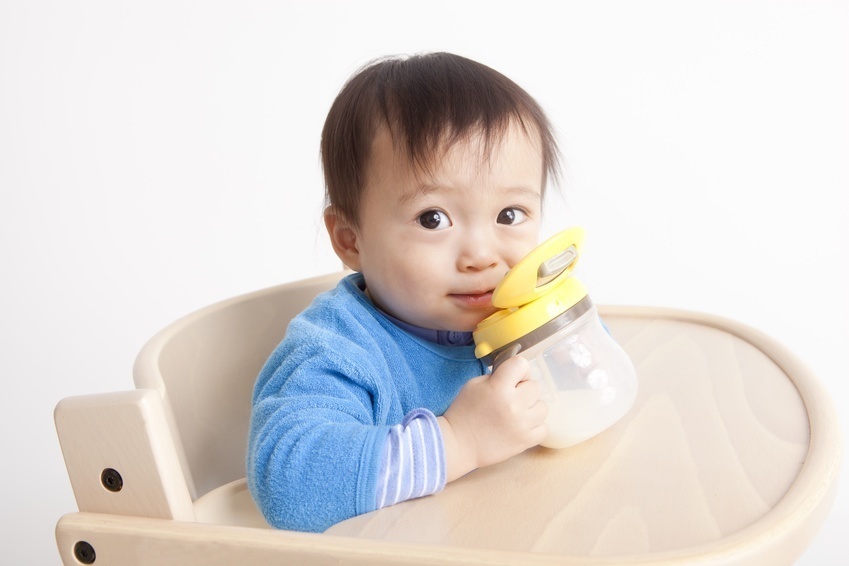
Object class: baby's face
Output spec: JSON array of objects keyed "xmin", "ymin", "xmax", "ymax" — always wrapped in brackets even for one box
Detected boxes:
[{"xmin": 353, "ymin": 122, "xmax": 543, "ymax": 332}]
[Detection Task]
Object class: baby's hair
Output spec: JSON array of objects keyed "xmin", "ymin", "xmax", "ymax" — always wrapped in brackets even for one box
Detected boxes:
[{"xmin": 320, "ymin": 52, "xmax": 560, "ymax": 226}]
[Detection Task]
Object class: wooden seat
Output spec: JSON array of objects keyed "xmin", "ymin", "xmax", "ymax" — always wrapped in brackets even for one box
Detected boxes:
[{"xmin": 54, "ymin": 273, "xmax": 841, "ymax": 565}]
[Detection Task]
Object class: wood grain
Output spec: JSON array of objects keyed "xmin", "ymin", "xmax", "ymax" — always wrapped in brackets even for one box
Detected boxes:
[{"xmin": 328, "ymin": 312, "xmax": 811, "ymax": 558}]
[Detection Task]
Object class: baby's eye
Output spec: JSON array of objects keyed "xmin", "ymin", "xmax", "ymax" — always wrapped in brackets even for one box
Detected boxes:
[
  {"xmin": 417, "ymin": 209, "xmax": 452, "ymax": 230},
  {"xmin": 497, "ymin": 207, "xmax": 528, "ymax": 225}
]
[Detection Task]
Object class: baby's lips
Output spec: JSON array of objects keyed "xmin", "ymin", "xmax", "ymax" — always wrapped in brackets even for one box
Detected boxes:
[{"xmin": 450, "ymin": 290, "xmax": 494, "ymax": 308}]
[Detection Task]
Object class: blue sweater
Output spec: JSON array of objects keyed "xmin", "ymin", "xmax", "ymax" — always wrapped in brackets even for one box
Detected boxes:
[{"xmin": 247, "ymin": 273, "xmax": 487, "ymax": 532}]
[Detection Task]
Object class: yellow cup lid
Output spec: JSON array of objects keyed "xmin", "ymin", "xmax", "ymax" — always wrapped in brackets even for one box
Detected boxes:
[{"xmin": 474, "ymin": 227, "xmax": 589, "ymax": 360}]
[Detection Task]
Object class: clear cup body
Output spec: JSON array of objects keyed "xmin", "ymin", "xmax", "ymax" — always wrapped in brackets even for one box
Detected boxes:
[{"xmin": 520, "ymin": 305, "xmax": 638, "ymax": 448}]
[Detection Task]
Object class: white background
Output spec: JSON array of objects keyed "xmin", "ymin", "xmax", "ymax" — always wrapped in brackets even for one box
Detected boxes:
[{"xmin": 1, "ymin": 1, "xmax": 846, "ymax": 563}]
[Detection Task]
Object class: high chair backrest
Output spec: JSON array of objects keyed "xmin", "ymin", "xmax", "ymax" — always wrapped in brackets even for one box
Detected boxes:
[{"xmin": 133, "ymin": 271, "xmax": 345, "ymax": 500}]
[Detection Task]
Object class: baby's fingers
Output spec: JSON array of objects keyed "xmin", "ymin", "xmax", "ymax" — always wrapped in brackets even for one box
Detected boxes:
[
  {"xmin": 528, "ymin": 397, "xmax": 549, "ymax": 424},
  {"xmin": 490, "ymin": 355, "xmax": 530, "ymax": 389},
  {"xmin": 528, "ymin": 417, "xmax": 549, "ymax": 446},
  {"xmin": 514, "ymin": 375, "xmax": 543, "ymax": 406}
]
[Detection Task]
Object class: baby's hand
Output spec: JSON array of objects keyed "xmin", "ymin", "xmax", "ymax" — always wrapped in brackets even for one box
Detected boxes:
[{"xmin": 439, "ymin": 356, "xmax": 548, "ymax": 482}]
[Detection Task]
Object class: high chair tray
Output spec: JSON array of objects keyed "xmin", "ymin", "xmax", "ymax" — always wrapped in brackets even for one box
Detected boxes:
[{"xmin": 56, "ymin": 304, "xmax": 841, "ymax": 565}]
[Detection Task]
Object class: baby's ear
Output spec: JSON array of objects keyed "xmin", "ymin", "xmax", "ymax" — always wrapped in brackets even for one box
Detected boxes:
[{"xmin": 324, "ymin": 207, "xmax": 362, "ymax": 271}]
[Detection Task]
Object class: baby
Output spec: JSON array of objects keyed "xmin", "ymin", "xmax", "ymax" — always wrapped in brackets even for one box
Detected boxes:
[{"xmin": 248, "ymin": 52, "xmax": 560, "ymax": 532}]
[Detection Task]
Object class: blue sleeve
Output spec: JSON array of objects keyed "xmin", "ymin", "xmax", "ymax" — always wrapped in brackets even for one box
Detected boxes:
[{"xmin": 247, "ymin": 335, "xmax": 390, "ymax": 533}]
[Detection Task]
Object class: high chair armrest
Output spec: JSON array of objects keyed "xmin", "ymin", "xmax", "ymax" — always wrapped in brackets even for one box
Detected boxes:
[{"xmin": 55, "ymin": 390, "xmax": 195, "ymax": 521}]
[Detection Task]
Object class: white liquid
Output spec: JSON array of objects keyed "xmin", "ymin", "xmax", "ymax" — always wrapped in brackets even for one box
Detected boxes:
[
  {"xmin": 540, "ymin": 389, "xmax": 634, "ymax": 449},
  {"xmin": 511, "ymin": 305, "xmax": 638, "ymax": 449}
]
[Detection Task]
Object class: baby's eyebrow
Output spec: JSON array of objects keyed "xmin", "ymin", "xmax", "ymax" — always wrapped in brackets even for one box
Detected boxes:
[
  {"xmin": 503, "ymin": 186, "xmax": 543, "ymax": 201},
  {"xmin": 398, "ymin": 183, "xmax": 445, "ymax": 206},
  {"xmin": 399, "ymin": 184, "xmax": 541, "ymax": 206}
]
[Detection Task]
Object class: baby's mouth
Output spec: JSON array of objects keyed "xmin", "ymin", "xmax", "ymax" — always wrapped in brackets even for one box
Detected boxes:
[{"xmin": 449, "ymin": 290, "xmax": 494, "ymax": 308}]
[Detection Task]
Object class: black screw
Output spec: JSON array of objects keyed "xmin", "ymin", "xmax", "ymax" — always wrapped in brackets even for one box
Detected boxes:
[
  {"xmin": 100, "ymin": 468, "xmax": 123, "ymax": 492},
  {"xmin": 74, "ymin": 540, "xmax": 96, "ymax": 564}
]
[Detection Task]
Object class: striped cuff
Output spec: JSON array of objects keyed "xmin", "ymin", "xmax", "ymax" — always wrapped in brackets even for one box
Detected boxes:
[{"xmin": 375, "ymin": 408, "xmax": 446, "ymax": 510}]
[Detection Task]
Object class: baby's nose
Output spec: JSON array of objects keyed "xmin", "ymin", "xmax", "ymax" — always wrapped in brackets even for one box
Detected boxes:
[{"xmin": 457, "ymin": 235, "xmax": 500, "ymax": 272}]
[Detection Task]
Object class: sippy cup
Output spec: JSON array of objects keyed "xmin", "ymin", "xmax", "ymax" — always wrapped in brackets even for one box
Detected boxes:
[{"xmin": 473, "ymin": 227, "xmax": 637, "ymax": 449}]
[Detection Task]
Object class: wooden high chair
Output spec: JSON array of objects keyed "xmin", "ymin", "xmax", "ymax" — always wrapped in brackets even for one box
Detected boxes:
[{"xmin": 54, "ymin": 271, "xmax": 841, "ymax": 565}]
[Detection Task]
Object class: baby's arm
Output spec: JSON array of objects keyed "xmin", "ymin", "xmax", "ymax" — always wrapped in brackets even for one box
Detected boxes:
[
  {"xmin": 250, "ymin": 339, "xmax": 545, "ymax": 529},
  {"xmin": 372, "ymin": 357, "xmax": 546, "ymax": 509},
  {"xmin": 248, "ymin": 350, "xmax": 392, "ymax": 532},
  {"xmin": 438, "ymin": 356, "xmax": 548, "ymax": 481}
]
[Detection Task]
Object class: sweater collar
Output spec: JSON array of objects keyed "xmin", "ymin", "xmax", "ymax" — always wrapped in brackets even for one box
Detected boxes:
[{"xmin": 380, "ymin": 311, "xmax": 475, "ymax": 347}]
